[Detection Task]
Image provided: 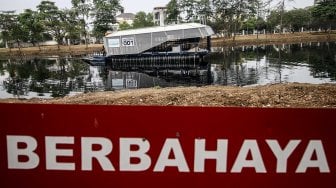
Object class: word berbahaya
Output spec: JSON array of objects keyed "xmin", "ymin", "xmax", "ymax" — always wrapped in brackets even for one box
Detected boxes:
[{"xmin": 6, "ymin": 135, "xmax": 330, "ymax": 173}]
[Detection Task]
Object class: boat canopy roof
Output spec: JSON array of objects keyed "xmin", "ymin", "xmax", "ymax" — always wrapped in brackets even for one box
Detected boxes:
[
  {"xmin": 103, "ymin": 23, "xmax": 214, "ymax": 57},
  {"xmin": 105, "ymin": 23, "xmax": 214, "ymax": 38}
]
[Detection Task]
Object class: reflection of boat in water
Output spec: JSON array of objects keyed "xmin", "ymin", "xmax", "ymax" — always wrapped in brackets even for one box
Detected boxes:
[
  {"xmin": 105, "ymin": 68, "xmax": 212, "ymax": 90},
  {"xmin": 106, "ymin": 54, "xmax": 209, "ymax": 71},
  {"xmin": 82, "ymin": 56, "xmax": 106, "ymax": 66}
]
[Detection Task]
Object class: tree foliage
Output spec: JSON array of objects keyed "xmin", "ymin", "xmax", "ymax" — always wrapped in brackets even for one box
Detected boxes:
[
  {"xmin": 178, "ymin": 0, "xmax": 212, "ymax": 22},
  {"xmin": 211, "ymin": 0, "xmax": 259, "ymax": 37},
  {"xmin": 179, "ymin": 0, "xmax": 197, "ymax": 21},
  {"xmin": 63, "ymin": 9, "xmax": 81, "ymax": 43},
  {"xmin": 132, "ymin": 11, "xmax": 154, "ymax": 29},
  {"xmin": 275, "ymin": 0, "xmax": 294, "ymax": 33},
  {"xmin": 266, "ymin": 10, "xmax": 281, "ymax": 31},
  {"xmin": 166, "ymin": 0, "xmax": 180, "ymax": 24},
  {"xmin": 18, "ymin": 9, "xmax": 44, "ymax": 46},
  {"xmin": 91, "ymin": 0, "xmax": 123, "ymax": 39},
  {"xmin": 0, "ymin": 11, "xmax": 17, "ymax": 47},
  {"xmin": 37, "ymin": 0, "xmax": 67, "ymax": 46},
  {"xmin": 283, "ymin": 9, "xmax": 311, "ymax": 32},
  {"xmin": 312, "ymin": 0, "xmax": 336, "ymax": 30},
  {"xmin": 71, "ymin": 0, "xmax": 92, "ymax": 45},
  {"xmin": 118, "ymin": 21, "xmax": 132, "ymax": 30}
]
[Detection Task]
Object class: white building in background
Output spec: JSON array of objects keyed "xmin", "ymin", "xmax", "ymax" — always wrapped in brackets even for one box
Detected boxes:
[
  {"xmin": 116, "ymin": 13, "xmax": 135, "ymax": 25},
  {"xmin": 153, "ymin": 7, "xmax": 167, "ymax": 26}
]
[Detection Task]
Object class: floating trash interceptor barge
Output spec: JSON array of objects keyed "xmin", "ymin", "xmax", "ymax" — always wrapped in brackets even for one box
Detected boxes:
[{"xmin": 103, "ymin": 23, "xmax": 214, "ymax": 68}]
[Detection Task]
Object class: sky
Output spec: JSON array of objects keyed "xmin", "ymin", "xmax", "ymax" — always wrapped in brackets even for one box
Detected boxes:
[{"xmin": 0, "ymin": 0, "xmax": 315, "ymax": 14}]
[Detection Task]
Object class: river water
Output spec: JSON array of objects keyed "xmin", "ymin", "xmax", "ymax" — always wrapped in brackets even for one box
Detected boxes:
[{"xmin": 0, "ymin": 42, "xmax": 335, "ymax": 99}]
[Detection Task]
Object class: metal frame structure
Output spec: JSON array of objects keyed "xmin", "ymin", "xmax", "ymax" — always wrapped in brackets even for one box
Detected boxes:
[{"xmin": 103, "ymin": 23, "xmax": 214, "ymax": 57}]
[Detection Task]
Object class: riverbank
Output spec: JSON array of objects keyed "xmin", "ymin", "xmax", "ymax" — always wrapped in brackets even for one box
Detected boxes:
[
  {"xmin": 0, "ymin": 44, "xmax": 104, "ymax": 59},
  {"xmin": 0, "ymin": 32, "xmax": 335, "ymax": 58},
  {"xmin": 212, "ymin": 32, "xmax": 336, "ymax": 46},
  {"xmin": 1, "ymin": 83, "xmax": 336, "ymax": 108}
]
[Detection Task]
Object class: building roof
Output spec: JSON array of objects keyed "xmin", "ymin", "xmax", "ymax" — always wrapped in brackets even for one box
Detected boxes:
[
  {"xmin": 105, "ymin": 23, "xmax": 214, "ymax": 37},
  {"xmin": 153, "ymin": 7, "xmax": 167, "ymax": 10},
  {"xmin": 116, "ymin": 13, "xmax": 135, "ymax": 20}
]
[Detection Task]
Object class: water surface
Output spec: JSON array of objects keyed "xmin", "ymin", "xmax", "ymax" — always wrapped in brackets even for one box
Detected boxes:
[{"xmin": 0, "ymin": 42, "xmax": 335, "ymax": 99}]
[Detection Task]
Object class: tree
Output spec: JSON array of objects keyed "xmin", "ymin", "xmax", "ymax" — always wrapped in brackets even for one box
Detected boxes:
[
  {"xmin": 267, "ymin": 10, "xmax": 281, "ymax": 32},
  {"xmin": 196, "ymin": 0, "xmax": 213, "ymax": 23},
  {"xmin": 213, "ymin": 0, "xmax": 260, "ymax": 40},
  {"xmin": 71, "ymin": 0, "xmax": 92, "ymax": 47},
  {"xmin": 256, "ymin": 17, "xmax": 267, "ymax": 32},
  {"xmin": 118, "ymin": 21, "xmax": 132, "ymax": 30},
  {"xmin": 255, "ymin": 0, "xmax": 271, "ymax": 38},
  {"xmin": 18, "ymin": 9, "xmax": 44, "ymax": 48},
  {"xmin": 166, "ymin": 0, "xmax": 180, "ymax": 24},
  {"xmin": 312, "ymin": 0, "xmax": 336, "ymax": 31},
  {"xmin": 175, "ymin": 0, "xmax": 212, "ymax": 22},
  {"xmin": 63, "ymin": 9, "xmax": 81, "ymax": 45},
  {"xmin": 283, "ymin": 8, "xmax": 311, "ymax": 32},
  {"xmin": 276, "ymin": 0, "xmax": 295, "ymax": 33},
  {"xmin": 180, "ymin": 0, "xmax": 197, "ymax": 22},
  {"xmin": 132, "ymin": 11, "xmax": 154, "ymax": 29},
  {"xmin": 91, "ymin": 0, "xmax": 123, "ymax": 40},
  {"xmin": 10, "ymin": 17, "xmax": 26, "ymax": 50},
  {"xmin": 212, "ymin": 0, "xmax": 234, "ymax": 35},
  {"xmin": 37, "ymin": 1, "xmax": 66, "ymax": 48},
  {"xmin": 233, "ymin": 0, "xmax": 258, "ymax": 36},
  {"xmin": 0, "ymin": 12, "xmax": 29, "ymax": 51},
  {"xmin": 0, "ymin": 11, "xmax": 17, "ymax": 49},
  {"xmin": 242, "ymin": 17, "xmax": 257, "ymax": 33},
  {"xmin": 0, "ymin": 32, "xmax": 3, "ymax": 48},
  {"xmin": 212, "ymin": 0, "xmax": 258, "ymax": 40}
]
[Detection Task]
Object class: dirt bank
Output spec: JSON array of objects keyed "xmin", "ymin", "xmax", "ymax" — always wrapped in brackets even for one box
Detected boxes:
[
  {"xmin": 212, "ymin": 32, "xmax": 336, "ymax": 46},
  {"xmin": 0, "ymin": 44, "xmax": 104, "ymax": 58},
  {"xmin": 1, "ymin": 83, "xmax": 336, "ymax": 108}
]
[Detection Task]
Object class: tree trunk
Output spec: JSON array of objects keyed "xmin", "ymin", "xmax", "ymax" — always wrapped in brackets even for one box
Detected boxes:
[
  {"xmin": 33, "ymin": 41, "xmax": 41, "ymax": 51},
  {"xmin": 17, "ymin": 40, "xmax": 21, "ymax": 53},
  {"xmin": 280, "ymin": 0, "xmax": 285, "ymax": 35},
  {"xmin": 280, "ymin": 13, "xmax": 283, "ymax": 34},
  {"xmin": 7, "ymin": 41, "xmax": 12, "ymax": 52},
  {"xmin": 233, "ymin": 20, "xmax": 237, "ymax": 42},
  {"xmin": 328, "ymin": 25, "xmax": 331, "ymax": 41},
  {"xmin": 84, "ymin": 28, "xmax": 88, "ymax": 49},
  {"xmin": 69, "ymin": 39, "xmax": 71, "ymax": 51},
  {"xmin": 83, "ymin": 14, "xmax": 89, "ymax": 49}
]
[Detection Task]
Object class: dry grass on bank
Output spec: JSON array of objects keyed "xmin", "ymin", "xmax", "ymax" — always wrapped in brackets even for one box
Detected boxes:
[
  {"xmin": 212, "ymin": 32, "xmax": 336, "ymax": 46},
  {"xmin": 0, "ymin": 44, "xmax": 103, "ymax": 57},
  {"xmin": 1, "ymin": 83, "xmax": 336, "ymax": 108}
]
